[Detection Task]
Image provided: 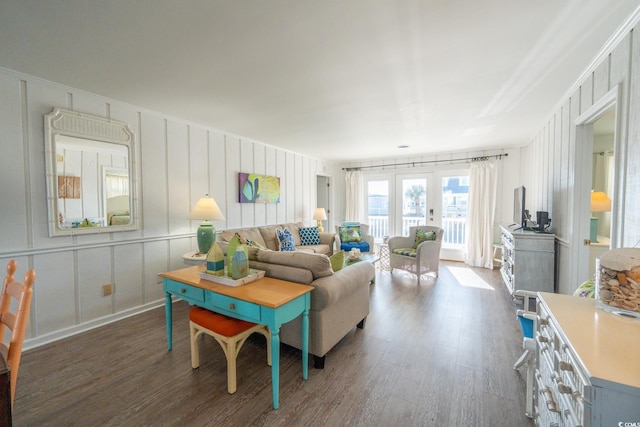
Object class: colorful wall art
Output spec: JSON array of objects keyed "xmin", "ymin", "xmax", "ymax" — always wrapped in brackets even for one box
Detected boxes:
[{"xmin": 238, "ymin": 172, "xmax": 280, "ymax": 203}]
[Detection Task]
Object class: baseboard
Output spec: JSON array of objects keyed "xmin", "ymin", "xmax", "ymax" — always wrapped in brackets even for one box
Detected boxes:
[{"xmin": 22, "ymin": 299, "xmax": 166, "ymax": 352}]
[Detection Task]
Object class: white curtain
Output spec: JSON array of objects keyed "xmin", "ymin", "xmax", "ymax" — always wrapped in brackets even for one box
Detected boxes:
[
  {"xmin": 465, "ymin": 161, "xmax": 497, "ymax": 269},
  {"xmin": 345, "ymin": 170, "xmax": 364, "ymax": 222}
]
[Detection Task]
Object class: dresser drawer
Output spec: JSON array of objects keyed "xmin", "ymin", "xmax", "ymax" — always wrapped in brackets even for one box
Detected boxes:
[
  {"xmin": 206, "ymin": 293, "xmax": 261, "ymax": 322},
  {"xmin": 164, "ymin": 280, "xmax": 205, "ymax": 303}
]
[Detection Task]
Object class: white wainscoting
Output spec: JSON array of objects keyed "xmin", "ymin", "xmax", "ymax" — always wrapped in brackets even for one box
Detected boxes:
[{"xmin": 0, "ymin": 66, "xmax": 335, "ymax": 350}]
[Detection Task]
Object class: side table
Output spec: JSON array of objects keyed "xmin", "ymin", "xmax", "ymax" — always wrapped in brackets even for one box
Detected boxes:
[
  {"xmin": 376, "ymin": 243, "xmax": 390, "ymax": 271},
  {"xmin": 182, "ymin": 251, "xmax": 206, "ymax": 266}
]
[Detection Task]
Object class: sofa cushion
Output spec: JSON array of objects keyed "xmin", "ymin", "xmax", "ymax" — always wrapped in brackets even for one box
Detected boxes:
[
  {"xmin": 220, "ymin": 227, "xmax": 267, "ymax": 248},
  {"xmin": 276, "ymin": 228, "xmax": 296, "ymax": 251},
  {"xmin": 286, "ymin": 222, "xmax": 304, "ymax": 246},
  {"xmin": 256, "ymin": 250, "xmax": 332, "ymax": 279},
  {"xmin": 258, "ymin": 225, "xmax": 283, "ymax": 251},
  {"xmin": 299, "ymin": 226, "xmax": 321, "ymax": 245}
]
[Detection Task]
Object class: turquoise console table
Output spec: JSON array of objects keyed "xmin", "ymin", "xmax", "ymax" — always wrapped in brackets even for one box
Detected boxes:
[{"xmin": 160, "ymin": 265, "xmax": 312, "ymax": 409}]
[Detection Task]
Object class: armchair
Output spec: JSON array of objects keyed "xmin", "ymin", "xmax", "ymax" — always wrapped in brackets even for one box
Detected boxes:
[
  {"xmin": 388, "ymin": 226, "xmax": 443, "ymax": 283},
  {"xmin": 335, "ymin": 223, "xmax": 374, "ymax": 253}
]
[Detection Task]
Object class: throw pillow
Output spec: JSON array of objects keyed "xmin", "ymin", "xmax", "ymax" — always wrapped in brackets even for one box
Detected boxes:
[
  {"xmin": 329, "ymin": 251, "xmax": 345, "ymax": 272},
  {"xmin": 275, "ymin": 228, "xmax": 296, "ymax": 251},
  {"xmin": 339, "ymin": 226, "xmax": 361, "ymax": 243},
  {"xmin": 414, "ymin": 229, "xmax": 436, "ymax": 249},
  {"xmin": 299, "ymin": 226, "xmax": 321, "ymax": 245}
]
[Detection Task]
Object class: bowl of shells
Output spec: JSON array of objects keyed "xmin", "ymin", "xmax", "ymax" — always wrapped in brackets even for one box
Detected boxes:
[{"xmin": 596, "ymin": 248, "xmax": 640, "ymax": 318}]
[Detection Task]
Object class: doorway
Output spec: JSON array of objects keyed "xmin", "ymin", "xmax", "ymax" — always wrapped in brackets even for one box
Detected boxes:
[
  {"xmin": 573, "ymin": 86, "xmax": 621, "ymax": 286},
  {"xmin": 316, "ymin": 174, "xmax": 331, "ymax": 232}
]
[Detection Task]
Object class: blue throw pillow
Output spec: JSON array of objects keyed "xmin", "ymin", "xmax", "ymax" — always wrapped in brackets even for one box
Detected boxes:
[
  {"xmin": 276, "ymin": 228, "xmax": 296, "ymax": 251},
  {"xmin": 299, "ymin": 226, "xmax": 321, "ymax": 245}
]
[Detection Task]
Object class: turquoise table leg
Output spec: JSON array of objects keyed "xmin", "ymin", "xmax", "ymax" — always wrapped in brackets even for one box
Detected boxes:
[
  {"xmin": 164, "ymin": 291, "xmax": 173, "ymax": 351},
  {"xmin": 302, "ymin": 307, "xmax": 309, "ymax": 380},
  {"xmin": 271, "ymin": 327, "xmax": 280, "ymax": 409}
]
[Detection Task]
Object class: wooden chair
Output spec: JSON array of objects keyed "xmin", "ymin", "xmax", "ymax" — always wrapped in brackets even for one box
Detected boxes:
[
  {"xmin": 0, "ymin": 260, "xmax": 36, "ymax": 404},
  {"xmin": 388, "ymin": 226, "xmax": 443, "ymax": 283},
  {"xmin": 189, "ymin": 307, "xmax": 271, "ymax": 394}
]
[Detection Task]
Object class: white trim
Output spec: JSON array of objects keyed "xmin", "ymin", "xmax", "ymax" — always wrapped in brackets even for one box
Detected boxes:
[{"xmin": 538, "ymin": 5, "xmax": 640, "ymax": 136}]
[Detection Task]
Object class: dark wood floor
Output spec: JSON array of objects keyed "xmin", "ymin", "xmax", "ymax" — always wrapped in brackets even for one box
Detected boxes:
[{"xmin": 14, "ymin": 261, "xmax": 532, "ymax": 426}]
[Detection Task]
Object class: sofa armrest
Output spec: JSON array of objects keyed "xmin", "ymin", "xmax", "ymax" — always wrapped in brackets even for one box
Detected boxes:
[
  {"xmin": 319, "ymin": 232, "xmax": 335, "ymax": 255},
  {"xmin": 309, "ymin": 262, "xmax": 374, "ymax": 310}
]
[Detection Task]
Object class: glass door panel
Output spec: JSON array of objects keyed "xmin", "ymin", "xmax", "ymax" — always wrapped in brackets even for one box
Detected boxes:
[
  {"xmin": 366, "ymin": 179, "xmax": 389, "ymax": 242},
  {"xmin": 440, "ymin": 173, "xmax": 468, "ymax": 260},
  {"xmin": 396, "ymin": 174, "xmax": 435, "ymax": 236}
]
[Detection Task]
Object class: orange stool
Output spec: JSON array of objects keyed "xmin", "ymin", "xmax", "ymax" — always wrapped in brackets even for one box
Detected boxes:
[{"xmin": 189, "ymin": 307, "xmax": 271, "ymax": 394}]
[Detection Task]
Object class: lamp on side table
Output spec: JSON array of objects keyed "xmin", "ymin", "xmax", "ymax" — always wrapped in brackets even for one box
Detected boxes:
[{"xmin": 188, "ymin": 194, "xmax": 225, "ymax": 254}]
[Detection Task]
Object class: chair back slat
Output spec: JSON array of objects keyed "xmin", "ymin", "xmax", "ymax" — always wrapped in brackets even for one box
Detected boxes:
[{"xmin": 0, "ymin": 261, "xmax": 35, "ymax": 405}]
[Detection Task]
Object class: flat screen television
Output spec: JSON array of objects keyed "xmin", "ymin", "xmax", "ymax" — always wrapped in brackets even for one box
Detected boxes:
[{"xmin": 513, "ymin": 186, "xmax": 526, "ymax": 228}]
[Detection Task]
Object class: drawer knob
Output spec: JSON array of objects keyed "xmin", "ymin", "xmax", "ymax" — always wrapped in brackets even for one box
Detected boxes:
[
  {"xmin": 559, "ymin": 361, "xmax": 573, "ymax": 372},
  {"xmin": 180, "ymin": 288, "xmax": 186, "ymax": 294},
  {"xmin": 229, "ymin": 303, "xmax": 235, "ymax": 310}
]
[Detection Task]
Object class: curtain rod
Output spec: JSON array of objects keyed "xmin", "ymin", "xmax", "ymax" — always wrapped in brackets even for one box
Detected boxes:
[{"xmin": 342, "ymin": 153, "xmax": 508, "ymax": 171}]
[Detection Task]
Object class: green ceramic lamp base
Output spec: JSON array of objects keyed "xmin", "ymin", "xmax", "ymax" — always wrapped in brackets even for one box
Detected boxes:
[{"xmin": 196, "ymin": 221, "xmax": 216, "ymax": 254}]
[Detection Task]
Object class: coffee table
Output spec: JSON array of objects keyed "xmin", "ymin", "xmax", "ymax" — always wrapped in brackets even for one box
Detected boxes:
[{"xmin": 345, "ymin": 252, "xmax": 380, "ymax": 267}]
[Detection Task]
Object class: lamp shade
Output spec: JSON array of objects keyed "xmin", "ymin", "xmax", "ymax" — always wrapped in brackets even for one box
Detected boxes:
[
  {"xmin": 590, "ymin": 191, "xmax": 611, "ymax": 213},
  {"xmin": 313, "ymin": 208, "xmax": 327, "ymax": 221},
  {"xmin": 188, "ymin": 195, "xmax": 225, "ymax": 221},
  {"xmin": 189, "ymin": 195, "xmax": 225, "ymax": 254}
]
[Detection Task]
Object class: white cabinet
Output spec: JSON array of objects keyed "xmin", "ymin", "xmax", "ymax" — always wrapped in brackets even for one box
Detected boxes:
[
  {"xmin": 535, "ymin": 293, "xmax": 640, "ymax": 426},
  {"xmin": 499, "ymin": 225, "xmax": 555, "ymax": 294}
]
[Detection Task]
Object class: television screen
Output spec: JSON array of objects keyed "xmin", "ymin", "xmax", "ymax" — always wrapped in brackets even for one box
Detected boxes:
[{"xmin": 513, "ymin": 186, "xmax": 526, "ymax": 227}]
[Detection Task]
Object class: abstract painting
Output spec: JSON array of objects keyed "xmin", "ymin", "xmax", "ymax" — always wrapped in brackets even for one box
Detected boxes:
[{"xmin": 238, "ymin": 172, "xmax": 280, "ymax": 203}]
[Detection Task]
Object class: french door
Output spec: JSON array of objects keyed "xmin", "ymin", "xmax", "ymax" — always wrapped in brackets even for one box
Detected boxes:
[
  {"xmin": 365, "ymin": 171, "xmax": 469, "ymax": 262},
  {"xmin": 395, "ymin": 173, "xmax": 437, "ymax": 236}
]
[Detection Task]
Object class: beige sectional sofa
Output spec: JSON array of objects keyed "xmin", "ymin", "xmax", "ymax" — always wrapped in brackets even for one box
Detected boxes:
[{"xmin": 216, "ymin": 222, "xmax": 375, "ymax": 368}]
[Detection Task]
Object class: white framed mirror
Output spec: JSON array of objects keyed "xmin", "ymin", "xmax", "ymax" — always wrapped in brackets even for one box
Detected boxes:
[{"xmin": 44, "ymin": 108, "xmax": 138, "ymax": 236}]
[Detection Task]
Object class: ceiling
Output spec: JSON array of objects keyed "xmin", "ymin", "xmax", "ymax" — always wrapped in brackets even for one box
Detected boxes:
[{"xmin": 0, "ymin": 1, "xmax": 637, "ymax": 162}]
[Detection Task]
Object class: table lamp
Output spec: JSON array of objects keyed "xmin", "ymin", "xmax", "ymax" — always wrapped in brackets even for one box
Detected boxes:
[
  {"xmin": 313, "ymin": 208, "xmax": 327, "ymax": 233},
  {"xmin": 188, "ymin": 194, "xmax": 225, "ymax": 254},
  {"xmin": 590, "ymin": 191, "xmax": 611, "ymax": 243}
]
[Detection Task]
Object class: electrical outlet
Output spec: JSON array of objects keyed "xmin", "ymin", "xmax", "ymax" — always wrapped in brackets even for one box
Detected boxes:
[{"xmin": 102, "ymin": 284, "xmax": 113, "ymax": 296}]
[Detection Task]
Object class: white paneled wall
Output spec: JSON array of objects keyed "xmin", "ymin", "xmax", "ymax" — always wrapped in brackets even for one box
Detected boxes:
[
  {"xmin": 521, "ymin": 19, "xmax": 640, "ymax": 295},
  {"xmin": 0, "ymin": 67, "xmax": 331, "ymax": 349}
]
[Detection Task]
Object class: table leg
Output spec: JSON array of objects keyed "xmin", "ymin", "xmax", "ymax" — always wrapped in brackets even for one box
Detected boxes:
[
  {"xmin": 270, "ymin": 327, "xmax": 280, "ymax": 409},
  {"xmin": 302, "ymin": 307, "xmax": 309, "ymax": 380},
  {"xmin": 164, "ymin": 291, "xmax": 173, "ymax": 351}
]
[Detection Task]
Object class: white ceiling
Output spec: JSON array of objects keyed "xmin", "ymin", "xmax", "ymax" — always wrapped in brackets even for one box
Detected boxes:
[{"xmin": 0, "ymin": 1, "xmax": 638, "ymax": 162}]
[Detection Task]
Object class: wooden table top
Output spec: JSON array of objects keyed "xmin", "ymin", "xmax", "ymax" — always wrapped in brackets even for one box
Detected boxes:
[
  {"xmin": 539, "ymin": 292, "xmax": 640, "ymax": 390},
  {"xmin": 159, "ymin": 265, "xmax": 312, "ymax": 309}
]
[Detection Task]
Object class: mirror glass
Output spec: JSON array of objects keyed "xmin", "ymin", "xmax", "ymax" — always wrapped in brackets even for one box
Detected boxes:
[{"xmin": 45, "ymin": 108, "xmax": 137, "ymax": 236}]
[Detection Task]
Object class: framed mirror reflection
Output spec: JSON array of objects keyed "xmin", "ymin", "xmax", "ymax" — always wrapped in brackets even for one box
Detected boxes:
[{"xmin": 44, "ymin": 108, "xmax": 138, "ymax": 237}]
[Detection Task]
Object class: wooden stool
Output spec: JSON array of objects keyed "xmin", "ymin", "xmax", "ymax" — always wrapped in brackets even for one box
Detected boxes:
[
  {"xmin": 493, "ymin": 243, "xmax": 503, "ymax": 268},
  {"xmin": 189, "ymin": 307, "xmax": 271, "ymax": 394}
]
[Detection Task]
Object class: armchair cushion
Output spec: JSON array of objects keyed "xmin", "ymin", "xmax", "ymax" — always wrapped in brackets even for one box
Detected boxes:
[
  {"xmin": 342, "ymin": 241, "xmax": 370, "ymax": 252},
  {"xmin": 338, "ymin": 226, "xmax": 362, "ymax": 243},
  {"xmin": 414, "ymin": 229, "xmax": 436, "ymax": 248},
  {"xmin": 392, "ymin": 248, "xmax": 416, "ymax": 257}
]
